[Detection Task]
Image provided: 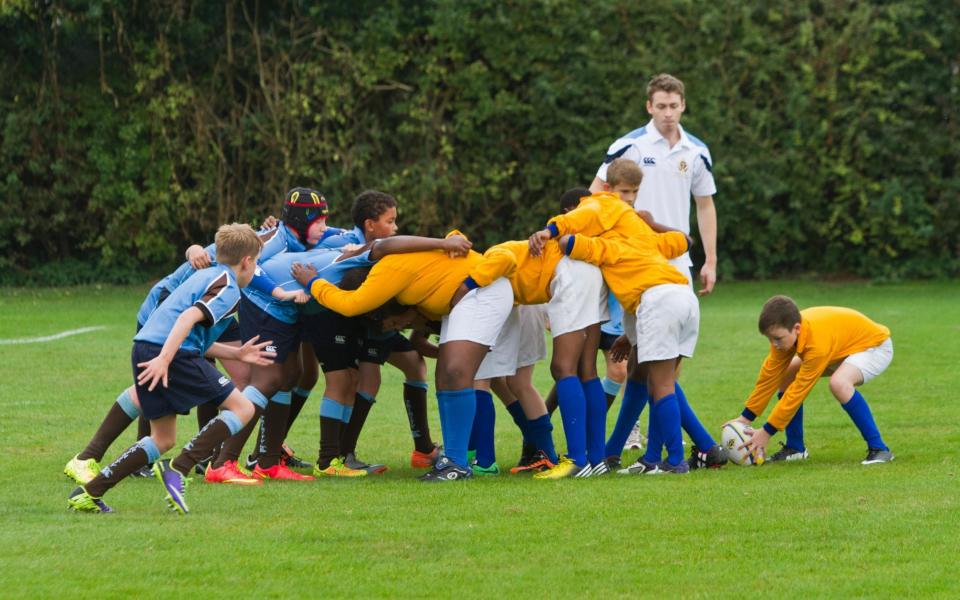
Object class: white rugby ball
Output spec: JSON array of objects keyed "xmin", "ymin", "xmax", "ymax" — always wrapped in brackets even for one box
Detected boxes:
[{"xmin": 721, "ymin": 421, "xmax": 758, "ymax": 466}]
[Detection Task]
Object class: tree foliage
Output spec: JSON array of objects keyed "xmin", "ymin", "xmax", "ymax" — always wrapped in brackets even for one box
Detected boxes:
[{"xmin": 1, "ymin": 0, "xmax": 957, "ymax": 284}]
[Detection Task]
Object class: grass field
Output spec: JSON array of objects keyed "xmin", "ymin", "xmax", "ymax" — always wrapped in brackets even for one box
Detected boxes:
[{"xmin": 1, "ymin": 280, "xmax": 958, "ymax": 598}]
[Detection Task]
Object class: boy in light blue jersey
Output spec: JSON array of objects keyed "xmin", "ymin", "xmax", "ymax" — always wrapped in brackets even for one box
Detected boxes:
[
  {"xmin": 208, "ymin": 245, "xmax": 376, "ymax": 481},
  {"xmin": 301, "ymin": 191, "xmax": 440, "ymax": 472},
  {"xmin": 210, "ymin": 231, "xmax": 472, "ymax": 480},
  {"xmin": 67, "ymin": 224, "xmax": 275, "ymax": 514}
]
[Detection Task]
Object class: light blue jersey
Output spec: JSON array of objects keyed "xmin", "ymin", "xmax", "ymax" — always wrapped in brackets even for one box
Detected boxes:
[
  {"xmin": 135, "ymin": 223, "xmax": 308, "ymax": 327},
  {"xmin": 316, "ymin": 225, "xmax": 365, "ymax": 249},
  {"xmin": 601, "ymin": 294, "xmax": 624, "ymax": 336},
  {"xmin": 134, "ymin": 265, "xmax": 241, "ymax": 354},
  {"xmin": 243, "ymin": 248, "xmax": 376, "ymax": 323}
]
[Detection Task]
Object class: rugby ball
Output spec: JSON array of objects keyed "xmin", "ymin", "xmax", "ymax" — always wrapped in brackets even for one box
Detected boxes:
[{"xmin": 721, "ymin": 421, "xmax": 758, "ymax": 466}]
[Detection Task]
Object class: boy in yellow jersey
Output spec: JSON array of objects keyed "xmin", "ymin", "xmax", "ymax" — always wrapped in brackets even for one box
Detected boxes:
[
  {"xmin": 466, "ymin": 229, "xmax": 611, "ymax": 478},
  {"xmin": 555, "ymin": 217, "xmax": 702, "ymax": 474},
  {"xmin": 731, "ymin": 295, "xmax": 894, "ymax": 465},
  {"xmin": 292, "ymin": 232, "xmax": 517, "ymax": 481},
  {"xmin": 532, "ymin": 160, "xmax": 723, "ymax": 473}
]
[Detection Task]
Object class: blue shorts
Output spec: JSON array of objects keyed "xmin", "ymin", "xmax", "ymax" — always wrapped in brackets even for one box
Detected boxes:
[
  {"xmin": 599, "ymin": 331, "xmax": 621, "ymax": 352},
  {"xmin": 239, "ymin": 295, "xmax": 301, "ymax": 364},
  {"xmin": 132, "ymin": 342, "xmax": 235, "ymax": 420},
  {"xmin": 218, "ymin": 317, "xmax": 242, "ymax": 344},
  {"xmin": 301, "ymin": 310, "xmax": 363, "ymax": 373},
  {"xmin": 360, "ymin": 332, "xmax": 415, "ymax": 365}
]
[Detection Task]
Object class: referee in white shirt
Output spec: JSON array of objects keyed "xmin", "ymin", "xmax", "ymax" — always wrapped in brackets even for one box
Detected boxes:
[{"xmin": 590, "ymin": 73, "xmax": 718, "ymax": 296}]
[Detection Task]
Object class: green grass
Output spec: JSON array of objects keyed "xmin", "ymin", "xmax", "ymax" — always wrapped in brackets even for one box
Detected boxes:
[{"xmin": 1, "ymin": 281, "xmax": 958, "ymax": 598}]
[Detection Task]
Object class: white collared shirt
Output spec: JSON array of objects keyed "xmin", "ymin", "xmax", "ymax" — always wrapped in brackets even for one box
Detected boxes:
[{"xmin": 595, "ymin": 120, "xmax": 716, "ymax": 266}]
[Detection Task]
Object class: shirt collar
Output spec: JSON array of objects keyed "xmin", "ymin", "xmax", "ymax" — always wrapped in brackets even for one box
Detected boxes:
[{"xmin": 645, "ymin": 119, "xmax": 693, "ymax": 149}]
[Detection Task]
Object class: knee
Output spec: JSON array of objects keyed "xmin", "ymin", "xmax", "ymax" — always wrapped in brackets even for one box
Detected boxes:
[
  {"xmin": 829, "ymin": 375, "xmax": 854, "ymax": 402},
  {"xmin": 409, "ymin": 357, "xmax": 428, "ymax": 380},
  {"xmin": 550, "ymin": 359, "xmax": 575, "ymax": 381},
  {"xmin": 232, "ymin": 399, "xmax": 256, "ymax": 424},
  {"xmin": 606, "ymin": 358, "xmax": 626, "ymax": 379},
  {"xmin": 152, "ymin": 434, "xmax": 175, "ymax": 454},
  {"xmin": 437, "ymin": 364, "xmax": 469, "ymax": 390}
]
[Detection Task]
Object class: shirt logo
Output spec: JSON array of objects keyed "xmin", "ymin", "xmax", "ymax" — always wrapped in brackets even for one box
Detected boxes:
[
  {"xmin": 218, "ymin": 376, "xmax": 230, "ymax": 387},
  {"xmin": 678, "ymin": 160, "xmax": 688, "ymax": 173},
  {"xmin": 265, "ymin": 345, "xmax": 277, "ymax": 354},
  {"xmin": 335, "ymin": 335, "xmax": 346, "ymax": 345},
  {"xmin": 643, "ymin": 156, "xmax": 656, "ymax": 166}
]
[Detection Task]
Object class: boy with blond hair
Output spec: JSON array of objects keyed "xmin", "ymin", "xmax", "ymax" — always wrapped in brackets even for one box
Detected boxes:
[{"xmin": 68, "ymin": 224, "xmax": 274, "ymax": 514}]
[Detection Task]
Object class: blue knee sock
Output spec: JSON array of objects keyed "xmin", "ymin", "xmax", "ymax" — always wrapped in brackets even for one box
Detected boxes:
[
  {"xmin": 784, "ymin": 395, "xmax": 806, "ymax": 452},
  {"xmin": 653, "ymin": 393, "xmax": 683, "ymax": 466},
  {"xmin": 473, "ymin": 390, "xmax": 496, "ymax": 468},
  {"xmin": 642, "ymin": 408, "xmax": 662, "ymax": 463},
  {"xmin": 604, "ymin": 380, "xmax": 648, "ymax": 458},
  {"xmin": 437, "ymin": 389, "xmax": 477, "ymax": 468},
  {"xmin": 505, "ymin": 401, "xmax": 531, "ymax": 442},
  {"xmin": 556, "ymin": 376, "xmax": 587, "ymax": 467},
  {"xmin": 583, "ymin": 378, "xmax": 607, "ymax": 466},
  {"xmin": 841, "ymin": 390, "xmax": 888, "ymax": 451},
  {"xmin": 676, "ymin": 383, "xmax": 715, "ymax": 450},
  {"xmin": 526, "ymin": 414, "xmax": 558, "ymax": 464}
]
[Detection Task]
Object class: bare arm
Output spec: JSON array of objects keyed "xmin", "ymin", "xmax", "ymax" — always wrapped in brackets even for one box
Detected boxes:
[
  {"xmin": 694, "ymin": 195, "xmax": 717, "ymax": 296},
  {"xmin": 589, "ymin": 177, "xmax": 605, "ymax": 194},
  {"xmin": 370, "ymin": 234, "xmax": 471, "ymax": 261},
  {"xmin": 207, "ymin": 335, "xmax": 278, "ymax": 365}
]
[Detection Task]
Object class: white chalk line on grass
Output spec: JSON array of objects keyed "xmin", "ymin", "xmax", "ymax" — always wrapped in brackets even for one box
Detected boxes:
[{"xmin": 0, "ymin": 326, "xmax": 107, "ymax": 345}]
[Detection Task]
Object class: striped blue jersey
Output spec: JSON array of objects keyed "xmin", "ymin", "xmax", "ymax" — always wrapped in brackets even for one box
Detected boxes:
[
  {"xmin": 315, "ymin": 225, "xmax": 365, "ymax": 249},
  {"xmin": 135, "ymin": 223, "xmax": 307, "ymax": 327},
  {"xmin": 243, "ymin": 247, "xmax": 376, "ymax": 323},
  {"xmin": 134, "ymin": 265, "xmax": 240, "ymax": 354}
]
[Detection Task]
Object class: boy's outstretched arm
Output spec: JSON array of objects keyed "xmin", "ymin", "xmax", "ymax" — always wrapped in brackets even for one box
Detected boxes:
[
  {"xmin": 136, "ymin": 307, "xmax": 205, "ymax": 391},
  {"xmin": 370, "ymin": 233, "xmax": 472, "ymax": 261},
  {"xmin": 207, "ymin": 335, "xmax": 278, "ymax": 365},
  {"xmin": 291, "ymin": 261, "xmax": 413, "ymax": 317}
]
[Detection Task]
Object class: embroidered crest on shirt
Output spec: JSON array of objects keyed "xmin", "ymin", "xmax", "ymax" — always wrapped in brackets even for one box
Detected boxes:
[{"xmin": 678, "ymin": 160, "xmax": 688, "ymax": 173}]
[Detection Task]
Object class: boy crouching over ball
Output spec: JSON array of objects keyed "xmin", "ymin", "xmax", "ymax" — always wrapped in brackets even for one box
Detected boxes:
[{"xmin": 731, "ymin": 295, "xmax": 894, "ymax": 466}]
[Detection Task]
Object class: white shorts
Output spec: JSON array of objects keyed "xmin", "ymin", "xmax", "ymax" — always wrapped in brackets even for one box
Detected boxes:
[
  {"xmin": 517, "ymin": 304, "xmax": 548, "ymax": 368},
  {"xmin": 622, "ymin": 284, "xmax": 699, "ymax": 363},
  {"xmin": 475, "ymin": 304, "xmax": 548, "ymax": 380},
  {"xmin": 843, "ymin": 338, "xmax": 893, "ymax": 383},
  {"xmin": 547, "ymin": 257, "xmax": 609, "ymax": 337},
  {"xmin": 440, "ymin": 277, "xmax": 514, "ymax": 347}
]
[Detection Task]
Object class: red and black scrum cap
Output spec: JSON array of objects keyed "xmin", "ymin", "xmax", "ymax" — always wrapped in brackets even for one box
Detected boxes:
[{"xmin": 282, "ymin": 187, "xmax": 329, "ymax": 237}]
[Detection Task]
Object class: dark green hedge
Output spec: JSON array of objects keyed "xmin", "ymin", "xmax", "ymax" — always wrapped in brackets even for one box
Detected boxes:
[{"xmin": 2, "ymin": 0, "xmax": 957, "ymax": 284}]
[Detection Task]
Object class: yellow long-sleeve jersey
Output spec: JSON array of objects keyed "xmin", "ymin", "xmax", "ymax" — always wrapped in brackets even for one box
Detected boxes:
[
  {"xmin": 745, "ymin": 307, "xmax": 891, "ymax": 431},
  {"xmin": 468, "ymin": 240, "xmax": 565, "ymax": 305},
  {"xmin": 546, "ymin": 191, "xmax": 655, "ymax": 240},
  {"xmin": 566, "ymin": 232, "xmax": 689, "ymax": 313},
  {"xmin": 309, "ymin": 246, "xmax": 516, "ymax": 322}
]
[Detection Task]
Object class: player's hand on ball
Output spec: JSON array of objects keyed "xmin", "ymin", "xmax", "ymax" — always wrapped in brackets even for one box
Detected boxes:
[
  {"xmin": 291, "ymin": 262, "xmax": 318, "ymax": 287},
  {"xmin": 739, "ymin": 426, "xmax": 770, "ymax": 465}
]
